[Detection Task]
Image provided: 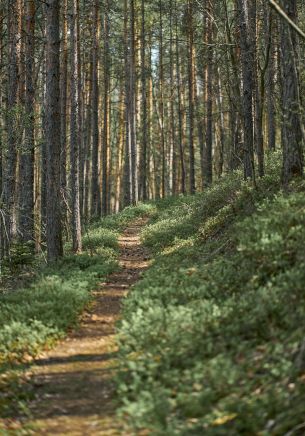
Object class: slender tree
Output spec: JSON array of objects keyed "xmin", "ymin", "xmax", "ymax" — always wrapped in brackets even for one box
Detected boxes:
[
  {"xmin": 3, "ymin": 0, "xmax": 21, "ymax": 251},
  {"xmin": 280, "ymin": 0, "xmax": 304, "ymax": 184},
  {"xmin": 45, "ymin": 0, "xmax": 63, "ymax": 261},
  {"xmin": 19, "ymin": 0, "xmax": 35, "ymax": 244},
  {"xmin": 237, "ymin": 0, "xmax": 256, "ymax": 181},
  {"xmin": 70, "ymin": 0, "xmax": 82, "ymax": 252},
  {"xmin": 91, "ymin": 0, "xmax": 101, "ymax": 216}
]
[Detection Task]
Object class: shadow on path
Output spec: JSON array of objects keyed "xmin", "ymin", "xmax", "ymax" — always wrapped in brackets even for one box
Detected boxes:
[{"xmin": 23, "ymin": 218, "xmax": 150, "ymax": 435}]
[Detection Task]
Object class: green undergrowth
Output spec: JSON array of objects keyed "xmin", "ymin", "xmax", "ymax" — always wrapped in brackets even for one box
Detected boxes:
[
  {"xmin": 0, "ymin": 202, "xmax": 154, "ymax": 424},
  {"xmin": 117, "ymin": 155, "xmax": 305, "ymax": 435}
]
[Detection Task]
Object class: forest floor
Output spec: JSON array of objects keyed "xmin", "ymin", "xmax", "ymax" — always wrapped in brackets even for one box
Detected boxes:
[
  {"xmin": 23, "ymin": 218, "xmax": 150, "ymax": 435},
  {"xmin": 2, "ymin": 156, "xmax": 305, "ymax": 435}
]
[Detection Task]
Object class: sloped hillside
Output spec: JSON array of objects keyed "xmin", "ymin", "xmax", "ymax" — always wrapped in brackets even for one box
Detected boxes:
[{"xmin": 117, "ymin": 157, "xmax": 305, "ymax": 435}]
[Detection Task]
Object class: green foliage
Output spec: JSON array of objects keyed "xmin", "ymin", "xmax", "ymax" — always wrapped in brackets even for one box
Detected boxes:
[
  {"xmin": 0, "ymin": 249, "xmax": 116, "ymax": 369},
  {"xmin": 0, "ymin": 203, "xmax": 155, "ymax": 370},
  {"xmin": 1, "ymin": 241, "xmax": 36, "ymax": 277},
  {"xmin": 117, "ymin": 155, "xmax": 305, "ymax": 435},
  {"xmin": 92, "ymin": 202, "xmax": 157, "ymax": 231},
  {"xmin": 0, "ymin": 202, "xmax": 155, "ymax": 425}
]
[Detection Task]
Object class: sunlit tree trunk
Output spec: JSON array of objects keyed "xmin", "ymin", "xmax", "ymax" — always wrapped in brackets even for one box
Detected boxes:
[
  {"xmin": 139, "ymin": 0, "xmax": 148, "ymax": 201},
  {"xmin": 60, "ymin": 0, "xmax": 68, "ymax": 215},
  {"xmin": 102, "ymin": 0, "xmax": 110, "ymax": 216},
  {"xmin": 70, "ymin": 0, "xmax": 82, "ymax": 253},
  {"xmin": 159, "ymin": 0, "xmax": 166, "ymax": 197},
  {"xmin": 169, "ymin": 0, "xmax": 177, "ymax": 195},
  {"xmin": 91, "ymin": 0, "xmax": 101, "ymax": 216}
]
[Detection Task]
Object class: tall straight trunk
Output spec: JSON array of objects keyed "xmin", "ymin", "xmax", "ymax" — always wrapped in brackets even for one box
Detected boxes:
[
  {"xmin": 169, "ymin": 0, "xmax": 177, "ymax": 195},
  {"xmin": 139, "ymin": 0, "xmax": 148, "ymax": 201},
  {"xmin": 147, "ymin": 41, "xmax": 155, "ymax": 199},
  {"xmin": 187, "ymin": 0, "xmax": 196, "ymax": 194},
  {"xmin": 41, "ymin": 57, "xmax": 47, "ymax": 244},
  {"xmin": 91, "ymin": 0, "xmax": 101, "ymax": 216},
  {"xmin": 159, "ymin": 0, "xmax": 166, "ymax": 197},
  {"xmin": 0, "ymin": 5, "xmax": 4, "ymax": 257},
  {"xmin": 123, "ymin": 0, "xmax": 132, "ymax": 206},
  {"xmin": 4, "ymin": 0, "xmax": 21, "ymax": 251},
  {"xmin": 77, "ymin": 9, "xmax": 84, "ymax": 218},
  {"xmin": 203, "ymin": 1, "xmax": 213, "ymax": 187},
  {"xmin": 70, "ymin": 0, "xmax": 82, "ymax": 253},
  {"xmin": 216, "ymin": 67, "xmax": 225, "ymax": 177},
  {"xmin": 19, "ymin": 0, "xmax": 35, "ymax": 243},
  {"xmin": 280, "ymin": 0, "xmax": 304, "ymax": 184},
  {"xmin": 115, "ymin": 87, "xmax": 125, "ymax": 213},
  {"xmin": 175, "ymin": 5, "xmax": 186, "ymax": 194},
  {"xmin": 237, "ymin": 0, "xmax": 256, "ymax": 181},
  {"xmin": 224, "ymin": 0, "xmax": 242, "ymax": 171},
  {"xmin": 45, "ymin": 0, "xmax": 63, "ymax": 261},
  {"xmin": 124, "ymin": 0, "xmax": 138, "ymax": 206},
  {"xmin": 129, "ymin": 0, "xmax": 138, "ymax": 204},
  {"xmin": 84, "ymin": 63, "xmax": 93, "ymax": 222},
  {"xmin": 60, "ymin": 0, "xmax": 68, "ymax": 204},
  {"xmin": 254, "ymin": 3, "xmax": 265, "ymax": 177},
  {"xmin": 265, "ymin": 8, "xmax": 276, "ymax": 151},
  {"xmin": 255, "ymin": 78, "xmax": 265, "ymax": 177},
  {"xmin": 102, "ymin": 1, "xmax": 110, "ymax": 216},
  {"xmin": 194, "ymin": 45, "xmax": 205, "ymax": 188}
]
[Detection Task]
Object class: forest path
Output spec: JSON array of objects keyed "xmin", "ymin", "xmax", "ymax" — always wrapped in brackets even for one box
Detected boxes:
[{"xmin": 27, "ymin": 218, "xmax": 150, "ymax": 435}]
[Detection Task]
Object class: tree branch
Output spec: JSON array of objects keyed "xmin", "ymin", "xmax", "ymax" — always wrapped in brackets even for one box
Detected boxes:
[{"xmin": 268, "ymin": 0, "xmax": 305, "ymax": 40}]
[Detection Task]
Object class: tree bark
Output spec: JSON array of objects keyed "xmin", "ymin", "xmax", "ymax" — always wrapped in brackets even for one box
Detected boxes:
[
  {"xmin": 203, "ymin": 1, "xmax": 213, "ymax": 187},
  {"xmin": 280, "ymin": 0, "xmax": 304, "ymax": 184},
  {"xmin": 102, "ymin": 0, "xmax": 110, "ymax": 216},
  {"xmin": 187, "ymin": 0, "xmax": 196, "ymax": 194},
  {"xmin": 45, "ymin": 0, "xmax": 63, "ymax": 261},
  {"xmin": 4, "ymin": 0, "xmax": 21, "ymax": 251},
  {"xmin": 139, "ymin": 0, "xmax": 148, "ymax": 201},
  {"xmin": 19, "ymin": 0, "xmax": 35, "ymax": 243},
  {"xmin": 237, "ymin": 0, "xmax": 256, "ymax": 181},
  {"xmin": 91, "ymin": 0, "xmax": 101, "ymax": 216},
  {"xmin": 70, "ymin": 0, "xmax": 82, "ymax": 253}
]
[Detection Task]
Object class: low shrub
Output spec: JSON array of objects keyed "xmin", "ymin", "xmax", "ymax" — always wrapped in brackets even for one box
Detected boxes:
[{"xmin": 117, "ymin": 155, "xmax": 305, "ymax": 435}]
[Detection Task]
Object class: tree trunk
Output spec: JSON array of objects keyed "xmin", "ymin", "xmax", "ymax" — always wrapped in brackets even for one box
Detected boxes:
[
  {"xmin": 19, "ymin": 0, "xmax": 35, "ymax": 243},
  {"xmin": 139, "ymin": 0, "xmax": 148, "ymax": 201},
  {"xmin": 159, "ymin": 0, "xmax": 166, "ymax": 198},
  {"xmin": 237, "ymin": 0, "xmax": 256, "ymax": 181},
  {"xmin": 265, "ymin": 6, "xmax": 277, "ymax": 151},
  {"xmin": 280, "ymin": 0, "xmax": 304, "ymax": 184},
  {"xmin": 60, "ymin": 0, "xmax": 68, "ymax": 213},
  {"xmin": 45, "ymin": 0, "xmax": 63, "ymax": 261},
  {"xmin": 4, "ymin": 0, "xmax": 21, "ymax": 251},
  {"xmin": 70, "ymin": 0, "xmax": 82, "ymax": 253},
  {"xmin": 91, "ymin": 0, "xmax": 101, "ymax": 216},
  {"xmin": 102, "ymin": 1, "xmax": 110, "ymax": 216},
  {"xmin": 175, "ymin": 5, "xmax": 186, "ymax": 194},
  {"xmin": 187, "ymin": 0, "xmax": 196, "ymax": 194},
  {"xmin": 203, "ymin": 1, "xmax": 213, "ymax": 187}
]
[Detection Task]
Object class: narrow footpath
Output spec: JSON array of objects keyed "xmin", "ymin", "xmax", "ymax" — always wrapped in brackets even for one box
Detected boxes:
[{"xmin": 28, "ymin": 218, "xmax": 150, "ymax": 435}]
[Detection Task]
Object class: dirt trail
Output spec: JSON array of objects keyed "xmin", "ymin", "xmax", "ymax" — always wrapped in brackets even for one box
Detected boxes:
[{"xmin": 28, "ymin": 218, "xmax": 150, "ymax": 435}]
